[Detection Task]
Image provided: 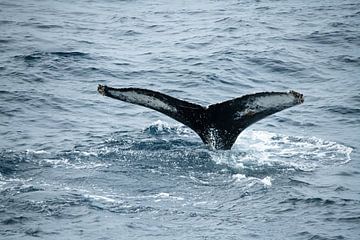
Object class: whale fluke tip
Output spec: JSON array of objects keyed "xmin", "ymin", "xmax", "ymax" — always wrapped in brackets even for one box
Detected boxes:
[
  {"xmin": 289, "ymin": 90, "xmax": 304, "ymax": 104},
  {"xmin": 98, "ymin": 84, "xmax": 107, "ymax": 96}
]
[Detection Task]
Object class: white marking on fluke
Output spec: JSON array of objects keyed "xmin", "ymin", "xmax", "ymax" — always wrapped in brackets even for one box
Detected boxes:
[
  {"xmin": 110, "ymin": 90, "xmax": 177, "ymax": 113},
  {"xmin": 248, "ymin": 94, "xmax": 295, "ymax": 110}
]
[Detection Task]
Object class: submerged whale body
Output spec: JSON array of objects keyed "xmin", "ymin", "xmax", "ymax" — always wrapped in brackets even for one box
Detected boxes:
[{"xmin": 98, "ymin": 85, "xmax": 304, "ymax": 150}]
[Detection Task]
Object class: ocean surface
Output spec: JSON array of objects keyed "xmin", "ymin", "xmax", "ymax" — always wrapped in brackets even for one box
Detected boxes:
[{"xmin": 1, "ymin": 0, "xmax": 360, "ymax": 239}]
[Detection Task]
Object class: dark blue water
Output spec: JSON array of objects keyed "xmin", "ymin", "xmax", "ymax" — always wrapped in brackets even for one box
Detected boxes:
[{"xmin": 1, "ymin": 0, "xmax": 360, "ymax": 239}]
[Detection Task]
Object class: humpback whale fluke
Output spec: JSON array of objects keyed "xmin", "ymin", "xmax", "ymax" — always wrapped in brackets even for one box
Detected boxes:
[{"xmin": 98, "ymin": 85, "xmax": 304, "ymax": 150}]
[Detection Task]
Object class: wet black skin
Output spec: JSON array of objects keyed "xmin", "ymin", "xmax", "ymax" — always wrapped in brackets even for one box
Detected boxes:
[{"xmin": 98, "ymin": 85, "xmax": 304, "ymax": 150}]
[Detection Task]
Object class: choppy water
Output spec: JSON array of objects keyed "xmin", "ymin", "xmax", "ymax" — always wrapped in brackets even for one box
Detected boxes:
[{"xmin": 1, "ymin": 0, "xmax": 360, "ymax": 239}]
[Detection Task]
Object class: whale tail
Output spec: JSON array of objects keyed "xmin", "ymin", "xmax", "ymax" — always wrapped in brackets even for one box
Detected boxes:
[{"xmin": 98, "ymin": 85, "xmax": 304, "ymax": 150}]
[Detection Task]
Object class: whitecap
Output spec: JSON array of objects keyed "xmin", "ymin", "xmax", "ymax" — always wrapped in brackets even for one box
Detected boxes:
[
  {"xmin": 26, "ymin": 149, "xmax": 48, "ymax": 155},
  {"xmin": 261, "ymin": 176, "xmax": 272, "ymax": 187},
  {"xmin": 144, "ymin": 120, "xmax": 194, "ymax": 136},
  {"xmin": 84, "ymin": 194, "xmax": 118, "ymax": 203}
]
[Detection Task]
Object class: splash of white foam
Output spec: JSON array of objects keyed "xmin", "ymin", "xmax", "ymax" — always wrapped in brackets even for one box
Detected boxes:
[
  {"xmin": 154, "ymin": 192, "xmax": 184, "ymax": 202},
  {"xmin": 26, "ymin": 149, "xmax": 48, "ymax": 154},
  {"xmin": 152, "ymin": 120, "xmax": 169, "ymax": 131},
  {"xmin": 84, "ymin": 194, "xmax": 117, "ymax": 203},
  {"xmin": 80, "ymin": 151, "xmax": 98, "ymax": 157},
  {"xmin": 261, "ymin": 176, "xmax": 272, "ymax": 187},
  {"xmin": 37, "ymin": 158, "xmax": 109, "ymax": 169},
  {"xmin": 156, "ymin": 192, "xmax": 170, "ymax": 198},
  {"xmin": 145, "ymin": 120, "xmax": 194, "ymax": 136},
  {"xmin": 211, "ymin": 130, "xmax": 353, "ymax": 173},
  {"xmin": 232, "ymin": 174, "xmax": 246, "ymax": 181},
  {"xmin": 231, "ymin": 173, "xmax": 273, "ymax": 188}
]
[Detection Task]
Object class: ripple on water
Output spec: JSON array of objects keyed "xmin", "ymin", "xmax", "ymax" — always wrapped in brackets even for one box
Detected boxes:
[
  {"xmin": 1, "ymin": 121, "xmax": 352, "ymax": 182},
  {"xmin": 13, "ymin": 51, "xmax": 92, "ymax": 63}
]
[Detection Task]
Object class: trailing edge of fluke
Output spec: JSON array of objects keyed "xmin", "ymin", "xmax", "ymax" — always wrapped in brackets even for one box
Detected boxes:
[{"xmin": 98, "ymin": 84, "xmax": 304, "ymax": 150}]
